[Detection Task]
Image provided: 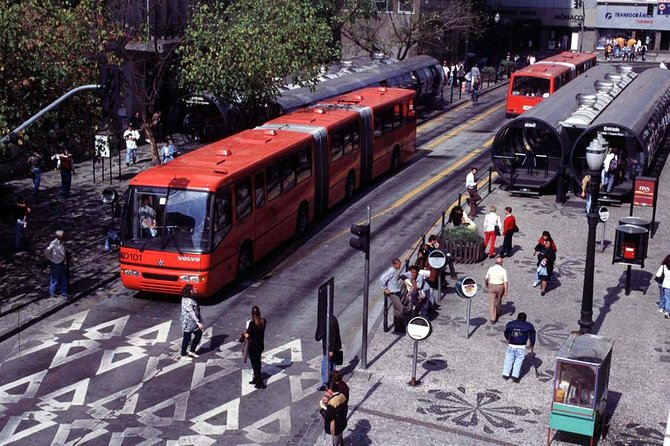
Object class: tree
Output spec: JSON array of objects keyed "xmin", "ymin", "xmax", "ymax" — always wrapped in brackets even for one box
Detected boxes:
[
  {"xmin": 342, "ymin": 0, "xmax": 485, "ymax": 60},
  {"xmin": 178, "ymin": 0, "xmax": 336, "ymax": 122},
  {"xmin": 0, "ymin": 0, "xmax": 120, "ymax": 159}
]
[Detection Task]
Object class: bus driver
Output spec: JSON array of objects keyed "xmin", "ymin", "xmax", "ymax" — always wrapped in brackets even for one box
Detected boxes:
[{"xmin": 139, "ymin": 196, "xmax": 158, "ymax": 238}]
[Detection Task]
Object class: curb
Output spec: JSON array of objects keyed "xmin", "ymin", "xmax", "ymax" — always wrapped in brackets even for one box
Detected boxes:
[{"xmin": 0, "ymin": 271, "xmax": 119, "ymax": 344}]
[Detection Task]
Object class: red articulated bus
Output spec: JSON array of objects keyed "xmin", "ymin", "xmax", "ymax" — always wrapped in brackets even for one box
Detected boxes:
[
  {"xmin": 506, "ymin": 52, "xmax": 597, "ymax": 118},
  {"xmin": 119, "ymin": 87, "xmax": 416, "ymax": 296}
]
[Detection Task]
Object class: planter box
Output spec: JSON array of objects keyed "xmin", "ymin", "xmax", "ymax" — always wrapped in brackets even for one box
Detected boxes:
[{"xmin": 445, "ymin": 241, "xmax": 486, "ymax": 264}]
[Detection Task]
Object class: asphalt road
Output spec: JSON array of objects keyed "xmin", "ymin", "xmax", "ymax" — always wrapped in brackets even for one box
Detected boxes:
[{"xmin": 0, "ymin": 87, "xmax": 510, "ymax": 446}]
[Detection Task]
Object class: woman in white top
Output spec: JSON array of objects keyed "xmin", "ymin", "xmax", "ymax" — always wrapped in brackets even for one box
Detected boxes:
[
  {"xmin": 482, "ymin": 206, "xmax": 502, "ymax": 259},
  {"xmin": 655, "ymin": 255, "xmax": 670, "ymax": 318}
]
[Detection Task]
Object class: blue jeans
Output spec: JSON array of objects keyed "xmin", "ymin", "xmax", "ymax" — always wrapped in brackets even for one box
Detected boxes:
[
  {"xmin": 49, "ymin": 262, "xmax": 69, "ymax": 296},
  {"xmin": 502, "ymin": 345, "xmax": 526, "ymax": 378},
  {"xmin": 661, "ymin": 287, "xmax": 670, "ymax": 313},
  {"xmin": 321, "ymin": 354, "xmax": 334, "ymax": 385},
  {"xmin": 32, "ymin": 167, "xmax": 41, "ymax": 195},
  {"xmin": 126, "ymin": 148, "xmax": 136, "ymax": 164},
  {"xmin": 604, "ymin": 172, "xmax": 615, "ymax": 192},
  {"xmin": 15, "ymin": 221, "xmax": 24, "ymax": 250},
  {"xmin": 60, "ymin": 171, "xmax": 72, "ymax": 197}
]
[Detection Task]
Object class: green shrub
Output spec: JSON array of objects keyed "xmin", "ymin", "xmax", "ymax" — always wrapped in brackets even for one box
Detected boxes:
[{"xmin": 440, "ymin": 226, "xmax": 483, "ymax": 244}]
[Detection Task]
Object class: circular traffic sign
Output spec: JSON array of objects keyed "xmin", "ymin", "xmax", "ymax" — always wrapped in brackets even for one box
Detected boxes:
[
  {"xmin": 427, "ymin": 250, "xmax": 447, "ymax": 269},
  {"xmin": 406, "ymin": 317, "xmax": 432, "ymax": 341},
  {"xmin": 455, "ymin": 276, "xmax": 478, "ymax": 299},
  {"xmin": 598, "ymin": 206, "xmax": 609, "ymax": 223}
]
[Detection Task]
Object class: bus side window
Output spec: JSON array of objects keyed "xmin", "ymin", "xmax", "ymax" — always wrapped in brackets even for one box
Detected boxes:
[
  {"xmin": 383, "ymin": 108, "xmax": 394, "ymax": 133},
  {"xmin": 393, "ymin": 104, "xmax": 402, "ymax": 129},
  {"xmin": 255, "ymin": 172, "xmax": 265, "ymax": 208},
  {"xmin": 343, "ymin": 124, "xmax": 354, "ymax": 154},
  {"xmin": 407, "ymin": 99, "xmax": 416, "ymax": 119},
  {"xmin": 213, "ymin": 187, "xmax": 232, "ymax": 246},
  {"xmin": 235, "ymin": 177, "xmax": 252, "ymax": 221},
  {"xmin": 374, "ymin": 113, "xmax": 383, "ymax": 137},
  {"xmin": 331, "ymin": 130, "xmax": 343, "ymax": 161},
  {"xmin": 267, "ymin": 162, "xmax": 281, "ymax": 202},
  {"xmin": 352, "ymin": 123, "xmax": 360, "ymax": 150},
  {"xmin": 296, "ymin": 145, "xmax": 312, "ymax": 183},
  {"xmin": 281, "ymin": 155, "xmax": 297, "ymax": 192}
]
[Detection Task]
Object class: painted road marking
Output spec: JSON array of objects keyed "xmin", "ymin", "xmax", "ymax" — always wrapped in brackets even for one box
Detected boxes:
[{"xmin": 421, "ymin": 103, "xmax": 504, "ymax": 152}]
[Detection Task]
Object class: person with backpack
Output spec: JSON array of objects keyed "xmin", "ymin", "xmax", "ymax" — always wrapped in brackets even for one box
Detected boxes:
[{"xmin": 603, "ymin": 148, "xmax": 619, "ymax": 193}]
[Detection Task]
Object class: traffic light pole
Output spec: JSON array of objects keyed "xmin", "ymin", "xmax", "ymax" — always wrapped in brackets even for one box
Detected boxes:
[
  {"xmin": 361, "ymin": 206, "xmax": 371, "ymax": 370},
  {"xmin": 1, "ymin": 84, "xmax": 101, "ymax": 144}
]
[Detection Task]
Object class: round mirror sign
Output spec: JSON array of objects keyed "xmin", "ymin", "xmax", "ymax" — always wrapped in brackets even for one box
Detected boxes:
[
  {"xmin": 406, "ymin": 317, "xmax": 432, "ymax": 341},
  {"xmin": 427, "ymin": 250, "xmax": 447, "ymax": 269},
  {"xmin": 598, "ymin": 206, "xmax": 609, "ymax": 223},
  {"xmin": 455, "ymin": 276, "xmax": 478, "ymax": 299}
]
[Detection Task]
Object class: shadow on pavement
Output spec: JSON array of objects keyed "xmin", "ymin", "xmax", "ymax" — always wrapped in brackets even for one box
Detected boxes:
[
  {"xmin": 367, "ymin": 335, "xmax": 404, "ymax": 368},
  {"xmin": 345, "ymin": 419, "xmax": 372, "ymax": 446}
]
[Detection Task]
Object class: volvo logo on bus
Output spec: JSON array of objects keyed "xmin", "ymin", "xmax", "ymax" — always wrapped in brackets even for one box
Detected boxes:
[
  {"xmin": 178, "ymin": 256, "xmax": 200, "ymax": 262},
  {"xmin": 157, "ymin": 259, "xmax": 165, "ymax": 267}
]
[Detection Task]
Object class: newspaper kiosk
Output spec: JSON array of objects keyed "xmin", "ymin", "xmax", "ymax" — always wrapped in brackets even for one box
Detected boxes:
[{"xmin": 548, "ymin": 333, "xmax": 614, "ymax": 446}]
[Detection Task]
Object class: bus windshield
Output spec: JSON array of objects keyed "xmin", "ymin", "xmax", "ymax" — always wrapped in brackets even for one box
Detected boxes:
[
  {"xmin": 511, "ymin": 76, "xmax": 550, "ymax": 98},
  {"xmin": 123, "ymin": 186, "xmax": 212, "ymax": 253}
]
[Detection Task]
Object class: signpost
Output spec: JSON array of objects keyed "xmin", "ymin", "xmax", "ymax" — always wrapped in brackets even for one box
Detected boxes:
[
  {"xmin": 630, "ymin": 176, "xmax": 658, "ymax": 239},
  {"xmin": 428, "ymin": 250, "xmax": 447, "ymax": 302},
  {"xmin": 315, "ymin": 278, "xmax": 335, "ymax": 377},
  {"xmin": 406, "ymin": 317, "xmax": 432, "ymax": 386},
  {"xmin": 598, "ymin": 206, "xmax": 609, "ymax": 252},
  {"xmin": 455, "ymin": 277, "xmax": 478, "ymax": 339}
]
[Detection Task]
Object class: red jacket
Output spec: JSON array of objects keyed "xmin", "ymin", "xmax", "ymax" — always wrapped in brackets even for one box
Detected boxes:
[{"xmin": 502, "ymin": 214, "xmax": 516, "ymax": 235}]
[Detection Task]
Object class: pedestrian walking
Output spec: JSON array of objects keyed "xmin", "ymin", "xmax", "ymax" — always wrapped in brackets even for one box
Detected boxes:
[
  {"xmin": 317, "ymin": 315, "xmax": 342, "ymax": 391},
  {"xmin": 485, "ymin": 257, "xmax": 508, "ymax": 324},
  {"xmin": 465, "ymin": 167, "xmax": 481, "ymax": 218},
  {"xmin": 534, "ymin": 238, "xmax": 556, "ymax": 296},
  {"xmin": 53, "ymin": 149, "xmax": 74, "ymax": 198},
  {"xmin": 179, "ymin": 284, "xmax": 204, "ymax": 361},
  {"xmin": 502, "ymin": 312, "xmax": 536, "ymax": 383},
  {"xmin": 13, "ymin": 196, "xmax": 30, "ymax": 251},
  {"xmin": 27, "ymin": 151, "xmax": 42, "ymax": 196},
  {"xmin": 123, "ymin": 124, "xmax": 140, "ymax": 166},
  {"xmin": 319, "ymin": 381, "xmax": 348, "ymax": 446},
  {"xmin": 655, "ymin": 255, "xmax": 670, "ymax": 318},
  {"xmin": 380, "ymin": 258, "xmax": 406, "ymax": 332},
  {"xmin": 45, "ymin": 230, "xmax": 69, "ymax": 298},
  {"xmin": 471, "ymin": 75, "xmax": 481, "ymax": 104},
  {"xmin": 500, "ymin": 207, "xmax": 518, "ymax": 258},
  {"xmin": 483, "ymin": 206, "xmax": 502, "ymax": 258},
  {"xmin": 243, "ymin": 305, "xmax": 267, "ymax": 388}
]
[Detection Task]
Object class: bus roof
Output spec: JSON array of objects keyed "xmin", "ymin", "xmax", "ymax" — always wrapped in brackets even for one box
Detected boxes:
[
  {"xmin": 129, "ymin": 128, "xmax": 314, "ymax": 191},
  {"xmin": 322, "ymin": 86, "xmax": 415, "ymax": 108},
  {"xmin": 266, "ymin": 104, "xmax": 359, "ymax": 128},
  {"xmin": 512, "ymin": 52, "xmax": 596, "ymax": 80}
]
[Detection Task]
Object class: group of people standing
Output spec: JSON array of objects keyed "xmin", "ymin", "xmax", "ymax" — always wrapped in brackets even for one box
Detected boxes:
[{"xmin": 603, "ymin": 36, "xmax": 646, "ymax": 61}]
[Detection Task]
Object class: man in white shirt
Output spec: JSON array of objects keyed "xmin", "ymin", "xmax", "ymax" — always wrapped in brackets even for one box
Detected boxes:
[
  {"xmin": 465, "ymin": 167, "xmax": 481, "ymax": 218},
  {"xmin": 485, "ymin": 257, "xmax": 508, "ymax": 324},
  {"xmin": 123, "ymin": 124, "xmax": 140, "ymax": 166},
  {"xmin": 602, "ymin": 148, "xmax": 618, "ymax": 193}
]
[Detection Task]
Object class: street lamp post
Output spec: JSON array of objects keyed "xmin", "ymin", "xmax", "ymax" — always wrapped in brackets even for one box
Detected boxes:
[
  {"xmin": 578, "ymin": 137, "xmax": 607, "ymax": 334},
  {"xmin": 494, "ymin": 13, "xmax": 501, "ymax": 82}
]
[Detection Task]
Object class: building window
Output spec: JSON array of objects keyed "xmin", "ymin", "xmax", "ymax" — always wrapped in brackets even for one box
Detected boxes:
[
  {"xmin": 398, "ymin": 0, "xmax": 414, "ymax": 14},
  {"xmin": 374, "ymin": 0, "xmax": 392, "ymax": 13}
]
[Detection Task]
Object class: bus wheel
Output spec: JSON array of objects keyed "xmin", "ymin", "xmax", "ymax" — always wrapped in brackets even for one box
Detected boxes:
[
  {"xmin": 296, "ymin": 203, "xmax": 308, "ymax": 236},
  {"xmin": 345, "ymin": 172, "xmax": 355, "ymax": 200},
  {"xmin": 391, "ymin": 147, "xmax": 400, "ymax": 172},
  {"xmin": 238, "ymin": 243, "xmax": 253, "ymax": 278}
]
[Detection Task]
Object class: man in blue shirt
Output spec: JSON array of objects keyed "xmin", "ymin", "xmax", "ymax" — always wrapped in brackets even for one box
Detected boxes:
[{"xmin": 502, "ymin": 312, "xmax": 536, "ymax": 383}]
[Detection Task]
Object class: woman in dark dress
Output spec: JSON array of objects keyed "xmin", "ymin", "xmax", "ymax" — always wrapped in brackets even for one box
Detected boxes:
[
  {"xmin": 244, "ymin": 306, "xmax": 267, "ymax": 389},
  {"xmin": 535, "ymin": 238, "xmax": 557, "ymax": 296}
]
